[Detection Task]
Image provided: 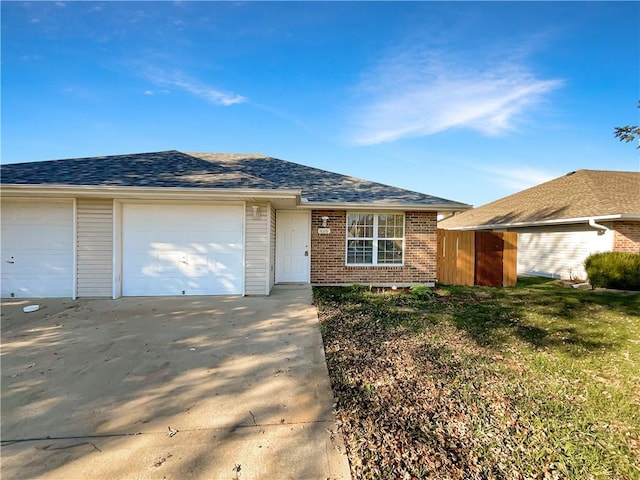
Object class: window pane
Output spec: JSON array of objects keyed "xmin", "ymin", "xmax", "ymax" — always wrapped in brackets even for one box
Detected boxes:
[
  {"xmin": 378, "ymin": 214, "xmax": 404, "ymax": 239},
  {"xmin": 347, "ymin": 239, "xmax": 373, "ymax": 264},
  {"xmin": 347, "ymin": 214, "xmax": 373, "ymax": 238},
  {"xmin": 377, "ymin": 239, "xmax": 403, "ymax": 264}
]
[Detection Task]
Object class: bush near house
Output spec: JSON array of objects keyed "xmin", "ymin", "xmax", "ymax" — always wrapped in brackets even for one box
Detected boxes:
[
  {"xmin": 314, "ymin": 279, "xmax": 640, "ymax": 479},
  {"xmin": 585, "ymin": 252, "xmax": 640, "ymax": 290}
]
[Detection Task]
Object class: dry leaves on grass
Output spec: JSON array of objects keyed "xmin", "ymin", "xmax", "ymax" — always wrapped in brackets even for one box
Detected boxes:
[
  {"xmin": 317, "ymin": 283, "xmax": 640, "ymax": 479},
  {"xmin": 319, "ymin": 299, "xmax": 554, "ymax": 480}
]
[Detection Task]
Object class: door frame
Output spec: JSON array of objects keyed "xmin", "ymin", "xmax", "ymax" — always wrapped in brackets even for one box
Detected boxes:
[{"xmin": 275, "ymin": 210, "xmax": 311, "ymax": 283}]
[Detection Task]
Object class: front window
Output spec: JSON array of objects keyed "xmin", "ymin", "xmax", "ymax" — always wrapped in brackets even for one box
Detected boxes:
[{"xmin": 346, "ymin": 213, "xmax": 404, "ymax": 265}]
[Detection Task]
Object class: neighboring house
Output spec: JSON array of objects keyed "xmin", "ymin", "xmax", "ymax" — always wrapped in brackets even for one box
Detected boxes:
[
  {"xmin": 0, "ymin": 150, "xmax": 469, "ymax": 298},
  {"xmin": 440, "ymin": 169, "xmax": 640, "ymax": 280}
]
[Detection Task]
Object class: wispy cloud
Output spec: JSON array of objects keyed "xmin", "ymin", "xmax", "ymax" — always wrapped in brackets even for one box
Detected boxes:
[
  {"xmin": 349, "ymin": 46, "xmax": 564, "ymax": 145},
  {"xmin": 141, "ymin": 68, "xmax": 246, "ymax": 106},
  {"xmin": 473, "ymin": 164, "xmax": 559, "ymax": 191}
]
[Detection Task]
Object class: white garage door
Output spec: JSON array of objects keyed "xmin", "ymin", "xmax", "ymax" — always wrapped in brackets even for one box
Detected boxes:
[
  {"xmin": 517, "ymin": 228, "xmax": 613, "ymax": 280},
  {"xmin": 1, "ymin": 201, "xmax": 74, "ymax": 298},
  {"xmin": 122, "ymin": 204, "xmax": 244, "ymax": 296}
]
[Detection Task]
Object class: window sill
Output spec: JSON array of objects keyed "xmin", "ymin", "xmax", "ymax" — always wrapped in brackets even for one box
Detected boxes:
[{"xmin": 345, "ymin": 264, "xmax": 404, "ymax": 268}]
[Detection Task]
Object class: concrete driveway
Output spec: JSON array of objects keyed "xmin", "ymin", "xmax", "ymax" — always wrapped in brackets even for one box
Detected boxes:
[{"xmin": 1, "ymin": 285, "xmax": 351, "ymax": 480}]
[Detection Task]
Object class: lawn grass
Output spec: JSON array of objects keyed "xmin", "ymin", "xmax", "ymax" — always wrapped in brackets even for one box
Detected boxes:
[{"xmin": 314, "ymin": 278, "xmax": 640, "ymax": 479}]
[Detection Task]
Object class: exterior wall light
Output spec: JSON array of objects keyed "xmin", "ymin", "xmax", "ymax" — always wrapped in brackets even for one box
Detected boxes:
[
  {"xmin": 252, "ymin": 205, "xmax": 260, "ymax": 218},
  {"xmin": 321, "ymin": 216, "xmax": 329, "ymax": 227}
]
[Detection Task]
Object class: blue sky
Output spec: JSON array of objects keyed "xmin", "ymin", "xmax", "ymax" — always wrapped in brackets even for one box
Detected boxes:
[{"xmin": 2, "ymin": 1, "xmax": 638, "ymax": 206}]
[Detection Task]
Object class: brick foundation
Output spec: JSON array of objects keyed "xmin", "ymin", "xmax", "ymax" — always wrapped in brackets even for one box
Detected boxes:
[
  {"xmin": 613, "ymin": 221, "xmax": 640, "ymax": 253},
  {"xmin": 310, "ymin": 210, "xmax": 437, "ymax": 285}
]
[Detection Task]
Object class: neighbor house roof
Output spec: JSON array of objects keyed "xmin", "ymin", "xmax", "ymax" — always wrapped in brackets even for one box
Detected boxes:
[
  {"xmin": 0, "ymin": 150, "xmax": 470, "ymax": 210},
  {"xmin": 440, "ymin": 169, "xmax": 640, "ymax": 230}
]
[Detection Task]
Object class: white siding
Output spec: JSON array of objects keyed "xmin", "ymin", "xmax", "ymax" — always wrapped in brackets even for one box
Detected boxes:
[
  {"xmin": 245, "ymin": 202, "xmax": 269, "ymax": 295},
  {"xmin": 76, "ymin": 199, "xmax": 113, "ymax": 297},
  {"xmin": 268, "ymin": 203, "xmax": 276, "ymax": 293},
  {"xmin": 517, "ymin": 226, "xmax": 613, "ymax": 280},
  {"xmin": 113, "ymin": 201, "xmax": 123, "ymax": 298}
]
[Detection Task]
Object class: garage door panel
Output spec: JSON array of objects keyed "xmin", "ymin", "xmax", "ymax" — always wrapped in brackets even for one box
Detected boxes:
[
  {"xmin": 3, "ymin": 225, "xmax": 71, "ymax": 249},
  {"xmin": 187, "ymin": 254, "xmax": 213, "ymax": 276},
  {"xmin": 5, "ymin": 253, "xmax": 70, "ymax": 271},
  {"xmin": 122, "ymin": 205, "xmax": 243, "ymax": 296},
  {"xmin": 138, "ymin": 277, "xmax": 186, "ymax": 296},
  {"xmin": 214, "ymin": 231, "xmax": 243, "ymax": 244},
  {"xmin": 142, "ymin": 256, "xmax": 186, "ymax": 276},
  {"xmin": 3, "ymin": 274, "xmax": 71, "ymax": 297},
  {"xmin": 186, "ymin": 258, "xmax": 242, "ymax": 295},
  {"xmin": 4, "ymin": 203, "xmax": 70, "ymax": 224}
]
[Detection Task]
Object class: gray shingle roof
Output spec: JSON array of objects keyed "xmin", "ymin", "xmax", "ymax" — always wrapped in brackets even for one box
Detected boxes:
[
  {"xmin": 440, "ymin": 169, "xmax": 640, "ymax": 229},
  {"xmin": 1, "ymin": 150, "xmax": 468, "ymax": 208},
  {"xmin": 0, "ymin": 151, "xmax": 275, "ymax": 189}
]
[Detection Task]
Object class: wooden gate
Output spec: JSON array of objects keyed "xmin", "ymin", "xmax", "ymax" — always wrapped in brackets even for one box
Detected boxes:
[
  {"xmin": 437, "ymin": 229, "xmax": 517, "ymax": 287},
  {"xmin": 475, "ymin": 231, "xmax": 504, "ymax": 286},
  {"xmin": 437, "ymin": 230, "xmax": 475, "ymax": 286}
]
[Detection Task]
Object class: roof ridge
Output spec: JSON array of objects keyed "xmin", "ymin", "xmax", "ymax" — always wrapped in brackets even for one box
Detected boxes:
[
  {"xmin": 3, "ymin": 150, "xmax": 183, "ymax": 166},
  {"xmin": 577, "ymin": 170, "xmax": 612, "ymax": 214},
  {"xmin": 188, "ymin": 151, "xmax": 464, "ymax": 204},
  {"xmin": 562, "ymin": 169, "xmax": 610, "ymax": 215}
]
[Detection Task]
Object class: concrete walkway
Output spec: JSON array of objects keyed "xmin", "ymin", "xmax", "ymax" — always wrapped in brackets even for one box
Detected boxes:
[{"xmin": 1, "ymin": 285, "xmax": 351, "ymax": 479}]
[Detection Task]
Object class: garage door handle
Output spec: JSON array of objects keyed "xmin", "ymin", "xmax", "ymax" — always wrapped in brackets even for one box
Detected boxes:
[{"xmin": 6, "ymin": 257, "xmax": 14, "ymax": 264}]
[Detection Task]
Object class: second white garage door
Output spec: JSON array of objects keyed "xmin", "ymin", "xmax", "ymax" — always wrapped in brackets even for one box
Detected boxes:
[{"xmin": 122, "ymin": 204, "xmax": 244, "ymax": 296}]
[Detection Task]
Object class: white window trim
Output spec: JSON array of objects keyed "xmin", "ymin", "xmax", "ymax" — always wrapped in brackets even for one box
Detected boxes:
[{"xmin": 345, "ymin": 212, "xmax": 405, "ymax": 266}]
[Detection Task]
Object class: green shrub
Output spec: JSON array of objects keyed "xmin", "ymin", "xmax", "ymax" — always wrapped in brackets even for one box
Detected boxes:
[
  {"xmin": 410, "ymin": 284, "xmax": 433, "ymax": 300},
  {"xmin": 348, "ymin": 283, "xmax": 367, "ymax": 293},
  {"xmin": 584, "ymin": 252, "xmax": 640, "ymax": 290}
]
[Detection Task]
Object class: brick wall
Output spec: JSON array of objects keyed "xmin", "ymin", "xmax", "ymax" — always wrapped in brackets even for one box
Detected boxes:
[
  {"xmin": 310, "ymin": 210, "xmax": 437, "ymax": 285},
  {"xmin": 612, "ymin": 221, "xmax": 640, "ymax": 253}
]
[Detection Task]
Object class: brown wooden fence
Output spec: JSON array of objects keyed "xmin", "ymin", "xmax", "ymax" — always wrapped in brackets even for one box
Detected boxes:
[{"xmin": 437, "ymin": 229, "xmax": 517, "ymax": 287}]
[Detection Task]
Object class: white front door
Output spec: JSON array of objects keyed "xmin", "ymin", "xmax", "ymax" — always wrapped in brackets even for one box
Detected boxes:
[
  {"xmin": 276, "ymin": 211, "xmax": 310, "ymax": 283},
  {"xmin": 122, "ymin": 204, "xmax": 244, "ymax": 296}
]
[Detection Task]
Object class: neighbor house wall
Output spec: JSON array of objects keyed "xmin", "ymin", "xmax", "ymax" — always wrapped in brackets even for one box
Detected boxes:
[
  {"xmin": 310, "ymin": 210, "xmax": 437, "ymax": 286},
  {"xmin": 245, "ymin": 201, "xmax": 269, "ymax": 295},
  {"xmin": 517, "ymin": 225, "xmax": 613, "ymax": 280},
  {"xmin": 76, "ymin": 198, "xmax": 113, "ymax": 297},
  {"xmin": 612, "ymin": 221, "xmax": 640, "ymax": 253}
]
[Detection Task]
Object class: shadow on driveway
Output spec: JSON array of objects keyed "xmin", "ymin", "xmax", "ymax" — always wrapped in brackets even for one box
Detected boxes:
[{"xmin": 1, "ymin": 285, "xmax": 350, "ymax": 479}]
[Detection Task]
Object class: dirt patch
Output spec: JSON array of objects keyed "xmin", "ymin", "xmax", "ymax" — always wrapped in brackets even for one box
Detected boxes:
[{"xmin": 1, "ymin": 299, "xmax": 88, "ymax": 331}]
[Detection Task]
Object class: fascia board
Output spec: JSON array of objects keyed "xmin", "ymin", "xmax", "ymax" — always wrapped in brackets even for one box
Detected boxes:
[
  {"xmin": 0, "ymin": 184, "xmax": 302, "ymax": 201},
  {"xmin": 296, "ymin": 201, "xmax": 472, "ymax": 212},
  {"xmin": 443, "ymin": 213, "xmax": 640, "ymax": 231}
]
